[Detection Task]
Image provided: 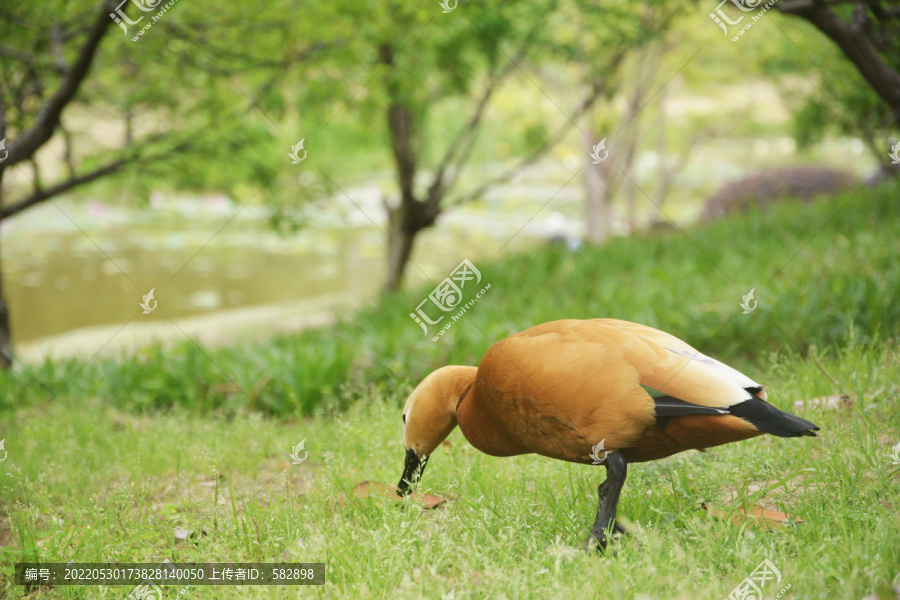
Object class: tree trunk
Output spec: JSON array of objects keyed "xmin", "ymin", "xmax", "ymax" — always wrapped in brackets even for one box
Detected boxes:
[
  {"xmin": 384, "ymin": 206, "xmax": 418, "ymax": 291},
  {"xmin": 585, "ymin": 133, "xmax": 611, "ymax": 244},
  {"xmin": 0, "ymin": 238, "xmax": 13, "ymax": 369},
  {"xmin": 652, "ymin": 84, "xmax": 672, "ymax": 227},
  {"xmin": 379, "ymin": 42, "xmax": 440, "ymax": 291},
  {"xmin": 382, "ymin": 98, "xmax": 434, "ymax": 291}
]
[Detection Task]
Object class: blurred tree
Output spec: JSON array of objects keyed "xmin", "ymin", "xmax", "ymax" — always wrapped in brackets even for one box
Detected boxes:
[
  {"xmin": 779, "ymin": 0, "xmax": 900, "ymax": 113},
  {"xmin": 0, "ymin": 0, "xmax": 131, "ymax": 368},
  {"xmin": 0, "ymin": 0, "xmax": 327, "ymax": 367},
  {"xmin": 297, "ymin": 0, "xmax": 686, "ymax": 289},
  {"xmin": 779, "ymin": 0, "xmax": 900, "ymax": 172},
  {"xmin": 585, "ymin": 39, "xmax": 663, "ymax": 243}
]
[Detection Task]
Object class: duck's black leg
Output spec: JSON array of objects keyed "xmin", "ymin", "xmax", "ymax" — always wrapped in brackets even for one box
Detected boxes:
[
  {"xmin": 596, "ymin": 478, "xmax": 627, "ymax": 535},
  {"xmin": 585, "ymin": 451, "xmax": 628, "ymax": 552}
]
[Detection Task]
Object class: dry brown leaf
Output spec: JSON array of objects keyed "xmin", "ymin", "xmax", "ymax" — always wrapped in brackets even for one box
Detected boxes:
[
  {"xmin": 352, "ymin": 481, "xmax": 447, "ymax": 509},
  {"xmin": 793, "ymin": 395, "xmax": 852, "ymax": 411},
  {"xmin": 701, "ymin": 502, "xmax": 805, "ymax": 527}
]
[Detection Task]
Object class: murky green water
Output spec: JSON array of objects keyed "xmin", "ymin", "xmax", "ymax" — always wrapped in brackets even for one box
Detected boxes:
[{"xmin": 3, "ymin": 178, "xmax": 579, "ymax": 347}]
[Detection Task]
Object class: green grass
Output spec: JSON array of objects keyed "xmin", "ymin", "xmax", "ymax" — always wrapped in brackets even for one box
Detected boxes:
[
  {"xmin": 1, "ymin": 344, "xmax": 899, "ymax": 598},
  {"xmin": 2, "ymin": 181, "xmax": 900, "ymax": 597}
]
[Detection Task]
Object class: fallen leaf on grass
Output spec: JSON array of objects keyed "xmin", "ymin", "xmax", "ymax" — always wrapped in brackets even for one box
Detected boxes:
[
  {"xmin": 352, "ymin": 481, "xmax": 447, "ymax": 509},
  {"xmin": 793, "ymin": 395, "xmax": 852, "ymax": 411},
  {"xmin": 174, "ymin": 527, "xmax": 192, "ymax": 543},
  {"xmin": 701, "ymin": 503, "xmax": 805, "ymax": 527},
  {"xmin": 174, "ymin": 526, "xmax": 208, "ymax": 545}
]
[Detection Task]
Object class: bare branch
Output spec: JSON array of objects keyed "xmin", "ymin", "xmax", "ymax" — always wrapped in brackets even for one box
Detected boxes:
[
  {"xmin": 61, "ymin": 124, "xmax": 76, "ymax": 178},
  {"xmin": 426, "ymin": 69, "xmax": 508, "ymax": 202},
  {"xmin": 772, "ymin": 0, "xmax": 815, "ymax": 12},
  {"xmin": 0, "ymin": 134, "xmax": 193, "ymax": 221},
  {"xmin": 29, "ymin": 158, "xmax": 42, "ymax": 193},
  {"xmin": 163, "ymin": 34, "xmax": 342, "ymax": 77},
  {"xmin": 0, "ymin": 158, "xmax": 127, "ymax": 221},
  {"xmin": 0, "ymin": 138, "xmax": 192, "ymax": 221},
  {"xmin": 449, "ymin": 52, "xmax": 626, "ymax": 207},
  {"xmin": 1, "ymin": 0, "xmax": 116, "ymax": 167},
  {"xmin": 425, "ymin": 21, "xmax": 545, "ymax": 207},
  {"xmin": 0, "ymin": 47, "xmax": 36, "ymax": 65}
]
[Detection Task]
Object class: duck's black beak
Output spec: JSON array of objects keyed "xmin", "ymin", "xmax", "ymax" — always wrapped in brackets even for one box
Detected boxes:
[{"xmin": 396, "ymin": 448, "xmax": 429, "ymax": 497}]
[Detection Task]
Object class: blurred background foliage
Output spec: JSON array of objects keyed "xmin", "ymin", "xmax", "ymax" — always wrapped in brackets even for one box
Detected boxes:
[{"xmin": 0, "ymin": 0, "xmax": 898, "ymax": 412}]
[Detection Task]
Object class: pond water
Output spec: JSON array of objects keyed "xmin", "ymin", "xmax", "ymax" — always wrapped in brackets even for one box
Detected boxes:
[{"xmin": 3, "ymin": 165, "xmax": 591, "ymax": 358}]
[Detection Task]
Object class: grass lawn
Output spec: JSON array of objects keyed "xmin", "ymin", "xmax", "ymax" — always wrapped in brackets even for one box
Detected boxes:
[
  {"xmin": 2, "ymin": 183, "xmax": 900, "ymax": 598},
  {"xmin": 2, "ymin": 346, "xmax": 899, "ymax": 599}
]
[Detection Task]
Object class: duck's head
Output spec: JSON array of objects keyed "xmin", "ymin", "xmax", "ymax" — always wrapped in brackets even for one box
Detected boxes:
[{"xmin": 397, "ymin": 365, "xmax": 477, "ymax": 497}]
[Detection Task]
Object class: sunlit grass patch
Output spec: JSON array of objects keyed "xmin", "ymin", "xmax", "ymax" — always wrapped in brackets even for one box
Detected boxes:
[{"xmin": 1, "ymin": 344, "xmax": 898, "ymax": 598}]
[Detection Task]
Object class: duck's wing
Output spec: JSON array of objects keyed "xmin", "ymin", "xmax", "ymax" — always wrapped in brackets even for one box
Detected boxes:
[
  {"xmin": 589, "ymin": 319, "xmax": 818, "ymax": 437},
  {"xmin": 589, "ymin": 318, "xmax": 763, "ymax": 408}
]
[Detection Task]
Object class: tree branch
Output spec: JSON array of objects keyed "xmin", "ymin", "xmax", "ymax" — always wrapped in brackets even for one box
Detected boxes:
[
  {"xmin": 778, "ymin": 0, "xmax": 900, "ymax": 114},
  {"xmin": 0, "ymin": 158, "xmax": 128, "ymax": 220},
  {"xmin": 2, "ymin": 0, "xmax": 116, "ymax": 167},
  {"xmin": 425, "ymin": 18, "xmax": 547, "ymax": 208},
  {"xmin": 449, "ymin": 51, "xmax": 626, "ymax": 207},
  {"xmin": 0, "ymin": 139, "xmax": 192, "ymax": 221}
]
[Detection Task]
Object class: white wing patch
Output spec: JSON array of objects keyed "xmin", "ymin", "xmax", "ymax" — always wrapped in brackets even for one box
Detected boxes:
[
  {"xmin": 664, "ymin": 346, "xmax": 765, "ymax": 405},
  {"xmin": 590, "ymin": 319, "xmax": 768, "ymax": 408}
]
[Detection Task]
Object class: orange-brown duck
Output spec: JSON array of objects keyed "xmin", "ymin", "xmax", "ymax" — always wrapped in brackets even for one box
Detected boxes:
[{"xmin": 397, "ymin": 319, "xmax": 819, "ymax": 550}]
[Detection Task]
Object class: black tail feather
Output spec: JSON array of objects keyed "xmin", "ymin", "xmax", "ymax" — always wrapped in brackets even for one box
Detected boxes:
[
  {"xmin": 727, "ymin": 397, "xmax": 819, "ymax": 438},
  {"xmin": 653, "ymin": 395, "xmax": 729, "ymax": 417}
]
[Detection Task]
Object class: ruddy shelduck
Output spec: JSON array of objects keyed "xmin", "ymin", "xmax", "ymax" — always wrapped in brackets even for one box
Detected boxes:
[{"xmin": 397, "ymin": 318, "xmax": 819, "ymax": 550}]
